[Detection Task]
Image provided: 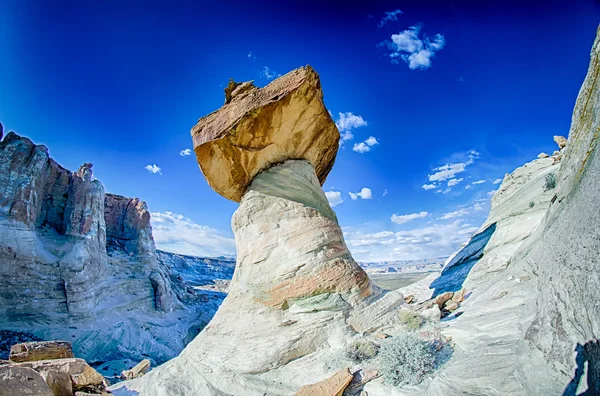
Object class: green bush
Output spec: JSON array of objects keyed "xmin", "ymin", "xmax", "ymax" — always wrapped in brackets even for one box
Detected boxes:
[
  {"xmin": 379, "ymin": 332, "xmax": 436, "ymax": 386},
  {"xmin": 529, "ymin": 201, "xmax": 535, "ymax": 208},
  {"xmin": 544, "ymin": 173, "xmax": 556, "ymax": 191},
  {"xmin": 346, "ymin": 339, "xmax": 380, "ymax": 362},
  {"xmin": 399, "ymin": 310, "xmax": 423, "ymax": 330}
]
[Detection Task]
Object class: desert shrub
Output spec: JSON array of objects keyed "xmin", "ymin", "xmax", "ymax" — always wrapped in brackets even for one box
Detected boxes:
[
  {"xmin": 544, "ymin": 173, "xmax": 556, "ymax": 191},
  {"xmin": 379, "ymin": 332, "xmax": 436, "ymax": 386},
  {"xmin": 399, "ymin": 310, "xmax": 423, "ymax": 330},
  {"xmin": 346, "ymin": 339, "xmax": 380, "ymax": 362},
  {"xmin": 529, "ymin": 201, "xmax": 535, "ymax": 208}
]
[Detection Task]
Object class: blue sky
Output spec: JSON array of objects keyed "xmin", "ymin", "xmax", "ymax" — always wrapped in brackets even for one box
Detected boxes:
[{"xmin": 1, "ymin": 1, "xmax": 598, "ymax": 261}]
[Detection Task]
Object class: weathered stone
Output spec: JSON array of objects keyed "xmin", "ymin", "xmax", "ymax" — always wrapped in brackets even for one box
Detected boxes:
[
  {"xmin": 375, "ymin": 333, "xmax": 390, "ymax": 339},
  {"xmin": 43, "ymin": 369, "xmax": 73, "ymax": 396},
  {"xmin": 404, "ymin": 294, "xmax": 415, "ymax": 303},
  {"xmin": 0, "ymin": 365, "xmax": 54, "ymax": 396},
  {"xmin": 434, "ymin": 292, "xmax": 454, "ymax": 309},
  {"xmin": 451, "ymin": 288, "xmax": 466, "ymax": 303},
  {"xmin": 553, "ymin": 135, "xmax": 567, "ymax": 149},
  {"xmin": 9, "ymin": 341, "xmax": 74, "ymax": 363},
  {"xmin": 16, "ymin": 357, "xmax": 104, "ymax": 390},
  {"xmin": 444, "ymin": 301, "xmax": 460, "ymax": 312},
  {"xmin": 537, "ymin": 152, "xmax": 549, "ymax": 159},
  {"xmin": 421, "ymin": 304, "xmax": 441, "ymax": 321},
  {"xmin": 121, "ymin": 359, "xmax": 151, "ymax": 380},
  {"xmin": 192, "ymin": 66, "xmax": 339, "ymax": 202},
  {"xmin": 294, "ymin": 368, "xmax": 353, "ymax": 396}
]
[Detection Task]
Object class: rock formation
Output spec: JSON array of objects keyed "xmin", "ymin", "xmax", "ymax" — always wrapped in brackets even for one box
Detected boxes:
[
  {"xmin": 115, "ymin": 66, "xmax": 408, "ymax": 395},
  {"xmin": 0, "ymin": 132, "xmax": 228, "ymax": 375},
  {"xmin": 118, "ymin": 30, "xmax": 600, "ymax": 396}
]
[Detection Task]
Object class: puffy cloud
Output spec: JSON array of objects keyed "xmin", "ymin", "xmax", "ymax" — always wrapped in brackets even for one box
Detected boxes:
[
  {"xmin": 447, "ymin": 178, "xmax": 463, "ymax": 187},
  {"xmin": 145, "ymin": 164, "xmax": 162, "ymax": 174},
  {"xmin": 353, "ymin": 136, "xmax": 379, "ymax": 153},
  {"xmin": 437, "ymin": 208, "xmax": 469, "ymax": 220},
  {"xmin": 179, "ymin": 149, "xmax": 192, "ymax": 156},
  {"xmin": 349, "ymin": 187, "xmax": 373, "ymax": 200},
  {"xmin": 325, "ymin": 190, "xmax": 344, "ymax": 207},
  {"xmin": 384, "ymin": 25, "xmax": 446, "ymax": 70},
  {"xmin": 422, "ymin": 183, "xmax": 437, "ymax": 190},
  {"xmin": 379, "ymin": 9, "xmax": 403, "ymax": 27},
  {"xmin": 472, "ymin": 179, "xmax": 486, "ymax": 185},
  {"xmin": 261, "ymin": 66, "xmax": 281, "ymax": 80},
  {"xmin": 493, "ymin": 178, "xmax": 503, "ymax": 184},
  {"xmin": 391, "ymin": 211, "xmax": 428, "ymax": 224},
  {"xmin": 335, "ymin": 112, "xmax": 368, "ymax": 141},
  {"xmin": 151, "ymin": 211, "xmax": 236, "ymax": 257},
  {"xmin": 353, "ymin": 142, "xmax": 370, "ymax": 153},
  {"xmin": 364, "ymin": 136, "xmax": 379, "ymax": 146}
]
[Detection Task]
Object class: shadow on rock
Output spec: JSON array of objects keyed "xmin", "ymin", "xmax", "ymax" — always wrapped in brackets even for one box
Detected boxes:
[
  {"xmin": 429, "ymin": 223, "xmax": 497, "ymax": 298},
  {"xmin": 563, "ymin": 339, "xmax": 600, "ymax": 396}
]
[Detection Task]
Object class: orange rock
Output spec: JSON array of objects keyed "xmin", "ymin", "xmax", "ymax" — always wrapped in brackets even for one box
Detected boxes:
[
  {"xmin": 434, "ymin": 292, "xmax": 454, "ymax": 309},
  {"xmin": 294, "ymin": 368, "xmax": 354, "ymax": 396}
]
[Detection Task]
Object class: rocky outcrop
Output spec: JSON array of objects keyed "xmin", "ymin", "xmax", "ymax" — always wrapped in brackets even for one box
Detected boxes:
[
  {"xmin": 0, "ymin": 365, "xmax": 54, "ymax": 396},
  {"xmin": 0, "ymin": 131, "xmax": 223, "ymax": 373},
  {"xmin": 192, "ymin": 66, "xmax": 340, "ymax": 202},
  {"xmin": 114, "ymin": 66, "xmax": 409, "ymax": 396},
  {"xmin": 10, "ymin": 341, "xmax": 74, "ymax": 363}
]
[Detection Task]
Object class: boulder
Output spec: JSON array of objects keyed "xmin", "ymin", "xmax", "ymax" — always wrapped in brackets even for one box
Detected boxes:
[
  {"xmin": 191, "ymin": 66, "xmax": 339, "ymax": 202},
  {"xmin": 444, "ymin": 301, "xmax": 460, "ymax": 312},
  {"xmin": 9, "ymin": 341, "xmax": 74, "ymax": 363},
  {"xmin": 553, "ymin": 135, "xmax": 567, "ymax": 149},
  {"xmin": 422, "ymin": 304, "xmax": 441, "ymax": 321},
  {"xmin": 537, "ymin": 152, "xmax": 549, "ymax": 159},
  {"xmin": 404, "ymin": 294, "xmax": 415, "ymax": 303},
  {"xmin": 0, "ymin": 365, "xmax": 54, "ymax": 396},
  {"xmin": 294, "ymin": 368, "xmax": 354, "ymax": 396},
  {"xmin": 121, "ymin": 359, "xmax": 151, "ymax": 380},
  {"xmin": 434, "ymin": 292, "xmax": 454, "ymax": 309},
  {"xmin": 15, "ymin": 357, "xmax": 104, "ymax": 390}
]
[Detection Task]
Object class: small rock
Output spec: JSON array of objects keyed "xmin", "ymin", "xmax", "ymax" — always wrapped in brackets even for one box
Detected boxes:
[
  {"xmin": 280, "ymin": 320, "xmax": 297, "ymax": 327},
  {"xmin": 492, "ymin": 291, "xmax": 508, "ymax": 300},
  {"xmin": 552, "ymin": 150, "xmax": 560, "ymax": 156},
  {"xmin": 404, "ymin": 294, "xmax": 415, "ymax": 304},
  {"xmin": 121, "ymin": 358, "xmax": 151, "ymax": 380},
  {"xmin": 9, "ymin": 341, "xmax": 74, "ymax": 363},
  {"xmin": 537, "ymin": 152, "xmax": 549, "ymax": 159},
  {"xmin": 451, "ymin": 288, "xmax": 467, "ymax": 303},
  {"xmin": 434, "ymin": 292, "xmax": 454, "ymax": 309},
  {"xmin": 444, "ymin": 301, "xmax": 460, "ymax": 312},
  {"xmin": 375, "ymin": 333, "xmax": 389, "ymax": 339},
  {"xmin": 554, "ymin": 135, "xmax": 567, "ymax": 149},
  {"xmin": 294, "ymin": 368, "xmax": 354, "ymax": 396}
]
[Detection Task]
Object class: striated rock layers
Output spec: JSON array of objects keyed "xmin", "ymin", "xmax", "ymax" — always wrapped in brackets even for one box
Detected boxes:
[
  {"xmin": 0, "ymin": 131, "xmax": 223, "ymax": 375},
  {"xmin": 122, "ymin": 32, "xmax": 600, "ymax": 396},
  {"xmin": 117, "ymin": 67, "xmax": 406, "ymax": 395}
]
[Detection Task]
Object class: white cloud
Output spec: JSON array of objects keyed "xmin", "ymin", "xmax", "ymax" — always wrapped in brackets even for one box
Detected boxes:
[
  {"xmin": 384, "ymin": 25, "xmax": 446, "ymax": 70},
  {"xmin": 422, "ymin": 183, "xmax": 437, "ymax": 190},
  {"xmin": 447, "ymin": 178, "xmax": 463, "ymax": 187},
  {"xmin": 437, "ymin": 208, "xmax": 469, "ymax": 220},
  {"xmin": 364, "ymin": 136, "xmax": 379, "ymax": 146},
  {"xmin": 493, "ymin": 178, "xmax": 503, "ymax": 184},
  {"xmin": 335, "ymin": 112, "xmax": 368, "ymax": 141},
  {"xmin": 426, "ymin": 150, "xmax": 479, "ymax": 183},
  {"xmin": 349, "ymin": 187, "xmax": 373, "ymax": 200},
  {"xmin": 145, "ymin": 164, "xmax": 162, "ymax": 174},
  {"xmin": 261, "ymin": 66, "xmax": 281, "ymax": 80},
  {"xmin": 391, "ymin": 211, "xmax": 428, "ymax": 224},
  {"xmin": 325, "ymin": 190, "xmax": 344, "ymax": 207},
  {"xmin": 151, "ymin": 211, "xmax": 236, "ymax": 257},
  {"xmin": 353, "ymin": 142, "xmax": 370, "ymax": 153},
  {"xmin": 379, "ymin": 9, "xmax": 403, "ymax": 27},
  {"xmin": 383, "ymin": 189, "xmax": 388, "ymax": 196},
  {"xmin": 179, "ymin": 149, "xmax": 192, "ymax": 156},
  {"xmin": 465, "ymin": 185, "xmax": 472, "ymax": 190},
  {"xmin": 344, "ymin": 219, "xmax": 480, "ymax": 261},
  {"xmin": 472, "ymin": 179, "xmax": 486, "ymax": 185}
]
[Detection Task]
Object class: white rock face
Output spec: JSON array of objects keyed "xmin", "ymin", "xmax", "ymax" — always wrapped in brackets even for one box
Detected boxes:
[
  {"xmin": 115, "ymin": 160, "xmax": 407, "ymax": 395},
  {"xmin": 0, "ymin": 132, "xmax": 230, "ymax": 377}
]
